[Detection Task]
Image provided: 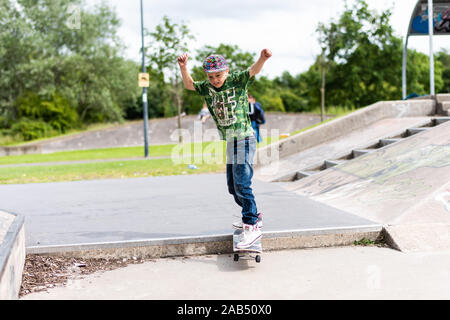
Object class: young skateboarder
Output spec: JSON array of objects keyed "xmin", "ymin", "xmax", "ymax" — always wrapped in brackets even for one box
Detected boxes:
[{"xmin": 177, "ymin": 49, "xmax": 272, "ymax": 249}]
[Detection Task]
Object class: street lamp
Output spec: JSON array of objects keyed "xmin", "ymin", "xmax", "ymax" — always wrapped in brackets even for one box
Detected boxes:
[{"xmin": 140, "ymin": 0, "xmax": 149, "ymax": 157}]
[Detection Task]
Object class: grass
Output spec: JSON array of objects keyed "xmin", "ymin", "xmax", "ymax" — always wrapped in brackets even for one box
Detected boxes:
[
  {"xmin": 0, "ymin": 107, "xmax": 359, "ymax": 184},
  {"xmin": 0, "ymin": 137, "xmax": 284, "ymax": 166},
  {"xmin": 353, "ymin": 238, "xmax": 377, "ymax": 246},
  {"xmin": 0, "ymin": 141, "xmax": 227, "ymax": 165},
  {"xmin": 289, "ymin": 106, "xmax": 356, "ymax": 136},
  {"xmin": 0, "ymin": 157, "xmax": 227, "ymax": 184},
  {"xmin": 309, "ymin": 105, "xmax": 357, "ymax": 118},
  {"xmin": 353, "ymin": 235, "xmax": 388, "ymax": 247}
]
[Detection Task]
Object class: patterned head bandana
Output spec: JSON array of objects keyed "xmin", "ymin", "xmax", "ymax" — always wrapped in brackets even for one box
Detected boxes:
[{"xmin": 203, "ymin": 54, "xmax": 229, "ymax": 73}]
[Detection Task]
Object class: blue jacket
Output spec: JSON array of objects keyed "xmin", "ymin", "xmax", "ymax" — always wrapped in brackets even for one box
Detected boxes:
[{"xmin": 249, "ymin": 102, "xmax": 265, "ymax": 125}]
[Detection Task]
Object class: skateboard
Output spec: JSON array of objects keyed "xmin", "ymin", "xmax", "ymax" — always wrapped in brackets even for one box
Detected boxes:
[{"xmin": 232, "ymin": 229, "xmax": 262, "ymax": 263}]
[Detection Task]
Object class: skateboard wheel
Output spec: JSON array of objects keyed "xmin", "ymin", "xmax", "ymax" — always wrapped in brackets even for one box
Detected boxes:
[
  {"xmin": 234, "ymin": 254, "xmax": 239, "ymax": 262},
  {"xmin": 255, "ymin": 255, "xmax": 261, "ymax": 263}
]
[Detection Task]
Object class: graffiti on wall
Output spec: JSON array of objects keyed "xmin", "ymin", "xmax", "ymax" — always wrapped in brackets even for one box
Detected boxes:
[{"xmin": 411, "ymin": 3, "xmax": 450, "ymax": 35}]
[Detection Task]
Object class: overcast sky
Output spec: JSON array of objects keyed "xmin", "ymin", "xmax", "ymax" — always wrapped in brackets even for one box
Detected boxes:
[{"xmin": 92, "ymin": 0, "xmax": 450, "ymax": 78}]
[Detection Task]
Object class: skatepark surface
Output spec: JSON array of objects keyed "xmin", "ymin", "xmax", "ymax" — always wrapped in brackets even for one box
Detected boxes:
[
  {"xmin": 2, "ymin": 96, "xmax": 450, "ymax": 299},
  {"xmin": 21, "ymin": 246, "xmax": 450, "ymax": 300},
  {"xmin": 255, "ymin": 117, "xmax": 433, "ymax": 182},
  {"xmin": 286, "ymin": 120, "xmax": 450, "ymax": 252},
  {"xmin": 0, "ymin": 174, "xmax": 380, "ymax": 253}
]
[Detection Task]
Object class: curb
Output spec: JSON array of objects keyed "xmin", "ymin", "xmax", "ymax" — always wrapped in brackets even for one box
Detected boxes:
[
  {"xmin": 26, "ymin": 225, "xmax": 383, "ymax": 259},
  {"xmin": 0, "ymin": 211, "xmax": 26, "ymax": 300}
]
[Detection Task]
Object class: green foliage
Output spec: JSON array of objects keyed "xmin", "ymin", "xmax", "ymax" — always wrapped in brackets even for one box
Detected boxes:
[
  {"xmin": 259, "ymin": 90, "xmax": 285, "ymax": 112},
  {"xmin": 0, "ymin": 0, "xmax": 140, "ymax": 136},
  {"xmin": 316, "ymin": 0, "xmax": 443, "ymax": 107},
  {"xmin": 280, "ymin": 89, "xmax": 308, "ymax": 113},
  {"xmin": 437, "ymin": 49, "xmax": 450, "ymax": 93},
  {"xmin": 147, "ymin": 16, "xmax": 194, "ymax": 80},
  {"xmin": 10, "ymin": 92, "xmax": 79, "ymax": 140},
  {"xmin": 145, "ymin": 16, "xmax": 195, "ymax": 119},
  {"xmin": 407, "ymin": 49, "xmax": 444, "ymax": 95},
  {"xmin": 1, "ymin": 0, "xmax": 448, "ymax": 146},
  {"xmin": 10, "ymin": 119, "xmax": 57, "ymax": 141},
  {"xmin": 353, "ymin": 237, "xmax": 376, "ymax": 246}
]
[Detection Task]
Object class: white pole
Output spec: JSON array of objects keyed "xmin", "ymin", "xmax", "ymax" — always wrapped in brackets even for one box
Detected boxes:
[
  {"xmin": 402, "ymin": 36, "xmax": 409, "ymax": 99},
  {"xmin": 428, "ymin": 0, "xmax": 435, "ymax": 96}
]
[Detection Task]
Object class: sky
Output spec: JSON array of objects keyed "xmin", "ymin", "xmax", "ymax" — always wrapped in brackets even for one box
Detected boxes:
[{"xmin": 90, "ymin": 0, "xmax": 450, "ymax": 79}]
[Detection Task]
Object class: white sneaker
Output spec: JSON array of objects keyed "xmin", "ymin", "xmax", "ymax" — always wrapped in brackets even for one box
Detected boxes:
[
  {"xmin": 232, "ymin": 213, "xmax": 263, "ymax": 229},
  {"xmin": 236, "ymin": 223, "xmax": 262, "ymax": 249}
]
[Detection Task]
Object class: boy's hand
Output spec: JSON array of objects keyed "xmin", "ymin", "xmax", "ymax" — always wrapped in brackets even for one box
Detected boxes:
[
  {"xmin": 177, "ymin": 53, "xmax": 189, "ymax": 68},
  {"xmin": 261, "ymin": 49, "xmax": 272, "ymax": 60},
  {"xmin": 249, "ymin": 49, "xmax": 272, "ymax": 78},
  {"xmin": 178, "ymin": 52, "xmax": 195, "ymax": 91}
]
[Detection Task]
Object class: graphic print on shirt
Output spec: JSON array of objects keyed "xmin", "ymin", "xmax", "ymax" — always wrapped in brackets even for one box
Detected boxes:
[{"xmin": 208, "ymin": 87, "xmax": 237, "ymax": 126}]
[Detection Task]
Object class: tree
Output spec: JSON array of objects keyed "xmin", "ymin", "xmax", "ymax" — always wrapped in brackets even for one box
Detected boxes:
[
  {"xmin": 437, "ymin": 49, "xmax": 450, "ymax": 93},
  {"xmin": 316, "ymin": 0, "xmax": 443, "ymax": 108},
  {"xmin": 145, "ymin": 16, "xmax": 195, "ymax": 143},
  {"xmin": 0, "ymin": 0, "xmax": 140, "ymax": 141}
]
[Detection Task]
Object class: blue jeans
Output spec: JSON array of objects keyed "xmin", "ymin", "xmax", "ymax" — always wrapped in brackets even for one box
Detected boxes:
[
  {"xmin": 251, "ymin": 121, "xmax": 262, "ymax": 143},
  {"xmin": 226, "ymin": 135, "xmax": 258, "ymax": 225}
]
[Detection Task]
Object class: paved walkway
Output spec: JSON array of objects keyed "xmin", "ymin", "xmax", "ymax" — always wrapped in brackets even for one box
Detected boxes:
[
  {"xmin": 0, "ymin": 154, "xmax": 214, "ymax": 168},
  {"xmin": 21, "ymin": 246, "xmax": 450, "ymax": 300}
]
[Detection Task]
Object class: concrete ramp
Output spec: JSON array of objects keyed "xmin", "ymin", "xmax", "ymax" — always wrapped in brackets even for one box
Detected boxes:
[{"xmin": 286, "ymin": 121, "xmax": 450, "ymax": 252}]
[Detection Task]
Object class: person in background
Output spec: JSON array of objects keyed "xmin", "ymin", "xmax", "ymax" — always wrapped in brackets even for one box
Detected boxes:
[
  {"xmin": 248, "ymin": 94, "xmax": 265, "ymax": 143},
  {"xmin": 198, "ymin": 101, "xmax": 211, "ymax": 124}
]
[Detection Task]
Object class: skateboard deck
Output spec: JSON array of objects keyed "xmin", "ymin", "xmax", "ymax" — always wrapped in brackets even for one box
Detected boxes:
[{"xmin": 232, "ymin": 229, "xmax": 262, "ymax": 263}]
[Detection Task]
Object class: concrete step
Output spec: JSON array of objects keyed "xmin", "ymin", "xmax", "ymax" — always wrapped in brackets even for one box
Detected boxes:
[
  {"xmin": 406, "ymin": 127, "xmax": 431, "ymax": 136},
  {"xmin": 435, "ymin": 117, "xmax": 450, "ymax": 125},
  {"xmin": 379, "ymin": 138, "xmax": 401, "ymax": 147},
  {"xmin": 295, "ymin": 170, "xmax": 319, "ymax": 180},
  {"xmin": 352, "ymin": 149, "xmax": 373, "ymax": 158},
  {"xmin": 436, "ymin": 94, "xmax": 450, "ymax": 103},
  {"xmin": 324, "ymin": 159, "xmax": 348, "ymax": 169}
]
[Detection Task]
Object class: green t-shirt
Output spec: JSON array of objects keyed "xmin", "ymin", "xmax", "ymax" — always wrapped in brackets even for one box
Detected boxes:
[{"xmin": 193, "ymin": 69, "xmax": 255, "ymax": 141}]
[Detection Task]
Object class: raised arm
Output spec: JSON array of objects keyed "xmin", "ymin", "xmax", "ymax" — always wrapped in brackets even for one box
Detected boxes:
[
  {"xmin": 249, "ymin": 49, "xmax": 272, "ymax": 78},
  {"xmin": 177, "ymin": 53, "xmax": 195, "ymax": 91}
]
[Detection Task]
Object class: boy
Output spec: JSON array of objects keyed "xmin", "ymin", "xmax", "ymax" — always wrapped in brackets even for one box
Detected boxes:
[{"xmin": 177, "ymin": 49, "xmax": 272, "ymax": 249}]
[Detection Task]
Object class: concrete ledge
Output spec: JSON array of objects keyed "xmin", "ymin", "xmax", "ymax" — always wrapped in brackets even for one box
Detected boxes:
[
  {"xmin": 0, "ymin": 145, "xmax": 41, "ymax": 157},
  {"xmin": 0, "ymin": 211, "xmax": 26, "ymax": 300},
  {"xmin": 26, "ymin": 225, "xmax": 382, "ymax": 260},
  {"xmin": 255, "ymin": 99, "xmax": 435, "ymax": 168}
]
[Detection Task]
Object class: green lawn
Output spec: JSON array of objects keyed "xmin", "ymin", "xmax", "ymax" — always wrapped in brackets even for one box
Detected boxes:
[
  {"xmin": 0, "ymin": 157, "xmax": 227, "ymax": 184},
  {"xmin": 0, "ymin": 110, "xmax": 352, "ymax": 184},
  {"xmin": 0, "ymin": 141, "xmax": 227, "ymax": 165},
  {"xmin": 0, "ymin": 137, "xmax": 283, "ymax": 166}
]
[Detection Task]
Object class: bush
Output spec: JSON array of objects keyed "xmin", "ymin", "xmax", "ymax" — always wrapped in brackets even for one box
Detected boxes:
[
  {"xmin": 280, "ymin": 90, "xmax": 309, "ymax": 112},
  {"xmin": 259, "ymin": 91, "xmax": 285, "ymax": 112},
  {"xmin": 15, "ymin": 91, "xmax": 79, "ymax": 134},
  {"xmin": 10, "ymin": 119, "xmax": 58, "ymax": 141}
]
